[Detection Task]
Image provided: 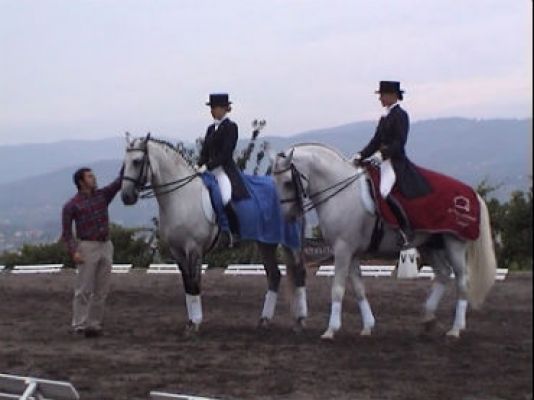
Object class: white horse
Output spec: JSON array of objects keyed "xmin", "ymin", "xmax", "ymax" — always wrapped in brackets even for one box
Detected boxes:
[
  {"xmin": 120, "ymin": 134, "xmax": 308, "ymax": 333},
  {"xmin": 271, "ymin": 143, "xmax": 496, "ymax": 339}
]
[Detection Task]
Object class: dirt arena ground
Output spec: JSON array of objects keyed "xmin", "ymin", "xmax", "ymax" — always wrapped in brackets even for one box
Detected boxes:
[{"xmin": 0, "ymin": 269, "xmax": 532, "ymax": 400}]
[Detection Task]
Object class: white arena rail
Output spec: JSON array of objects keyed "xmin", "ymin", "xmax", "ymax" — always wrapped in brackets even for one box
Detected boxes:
[
  {"xmin": 224, "ymin": 264, "xmax": 287, "ymax": 276},
  {"xmin": 112, "ymin": 264, "xmax": 132, "ymax": 274},
  {"xmin": 0, "ymin": 265, "xmax": 5, "ymax": 273},
  {"xmin": 150, "ymin": 391, "xmax": 218, "ymax": 400},
  {"xmin": 0, "ymin": 373, "xmax": 79, "ymax": 400},
  {"xmin": 147, "ymin": 264, "xmax": 208, "ymax": 274},
  {"xmin": 316, "ymin": 265, "xmax": 395, "ymax": 277},
  {"xmin": 417, "ymin": 266, "xmax": 509, "ymax": 281},
  {"xmin": 11, "ymin": 264, "xmax": 63, "ymax": 274}
]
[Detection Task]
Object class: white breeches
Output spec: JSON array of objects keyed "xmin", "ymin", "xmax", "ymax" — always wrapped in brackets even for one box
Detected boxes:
[
  {"xmin": 212, "ymin": 167, "xmax": 232, "ymax": 205},
  {"xmin": 380, "ymin": 159, "xmax": 396, "ymax": 198}
]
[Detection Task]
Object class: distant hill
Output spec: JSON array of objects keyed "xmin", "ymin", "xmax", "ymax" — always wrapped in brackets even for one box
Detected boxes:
[{"xmin": 0, "ymin": 117, "xmax": 530, "ymax": 249}]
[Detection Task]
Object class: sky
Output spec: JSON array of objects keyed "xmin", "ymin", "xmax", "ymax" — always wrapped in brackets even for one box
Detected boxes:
[{"xmin": 0, "ymin": 0, "xmax": 532, "ymax": 145}]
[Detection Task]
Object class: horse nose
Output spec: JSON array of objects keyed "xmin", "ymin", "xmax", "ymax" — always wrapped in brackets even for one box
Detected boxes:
[{"xmin": 122, "ymin": 192, "xmax": 133, "ymax": 205}]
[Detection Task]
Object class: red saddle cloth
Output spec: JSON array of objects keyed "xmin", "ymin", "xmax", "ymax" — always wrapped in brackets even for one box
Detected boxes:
[{"xmin": 366, "ymin": 165, "xmax": 480, "ymax": 241}]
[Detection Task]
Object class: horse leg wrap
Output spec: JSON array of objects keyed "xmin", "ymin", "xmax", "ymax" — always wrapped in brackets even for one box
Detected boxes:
[
  {"xmin": 328, "ymin": 301, "xmax": 342, "ymax": 331},
  {"xmin": 358, "ymin": 299, "xmax": 375, "ymax": 329},
  {"xmin": 185, "ymin": 294, "xmax": 203, "ymax": 325},
  {"xmin": 261, "ymin": 290, "xmax": 278, "ymax": 320},
  {"xmin": 293, "ymin": 287, "xmax": 308, "ymax": 319},
  {"xmin": 453, "ymin": 299, "xmax": 468, "ymax": 330}
]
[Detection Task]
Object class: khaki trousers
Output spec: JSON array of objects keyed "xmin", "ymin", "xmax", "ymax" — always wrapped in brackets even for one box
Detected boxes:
[{"xmin": 72, "ymin": 240, "xmax": 113, "ymax": 330}]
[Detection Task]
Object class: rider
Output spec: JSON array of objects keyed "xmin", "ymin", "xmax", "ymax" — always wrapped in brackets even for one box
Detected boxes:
[
  {"xmin": 352, "ymin": 81, "xmax": 431, "ymax": 248},
  {"xmin": 196, "ymin": 93, "xmax": 249, "ymax": 247}
]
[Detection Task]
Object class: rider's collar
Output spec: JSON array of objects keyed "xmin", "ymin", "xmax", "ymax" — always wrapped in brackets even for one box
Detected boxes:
[
  {"xmin": 213, "ymin": 115, "xmax": 229, "ymax": 126},
  {"xmin": 383, "ymin": 102, "xmax": 399, "ymax": 116}
]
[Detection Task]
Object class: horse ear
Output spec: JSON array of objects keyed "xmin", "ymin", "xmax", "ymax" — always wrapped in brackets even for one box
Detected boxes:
[
  {"xmin": 144, "ymin": 132, "xmax": 151, "ymax": 143},
  {"xmin": 265, "ymin": 142, "xmax": 276, "ymax": 165},
  {"xmin": 125, "ymin": 132, "xmax": 131, "ymax": 146},
  {"xmin": 286, "ymin": 148, "xmax": 295, "ymax": 164}
]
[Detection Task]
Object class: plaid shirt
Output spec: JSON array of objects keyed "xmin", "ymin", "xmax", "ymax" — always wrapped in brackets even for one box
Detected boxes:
[{"xmin": 61, "ymin": 175, "xmax": 122, "ymax": 256}]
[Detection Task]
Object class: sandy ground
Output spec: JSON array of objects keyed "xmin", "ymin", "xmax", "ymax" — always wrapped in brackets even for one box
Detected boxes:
[{"xmin": 0, "ymin": 269, "xmax": 532, "ymax": 400}]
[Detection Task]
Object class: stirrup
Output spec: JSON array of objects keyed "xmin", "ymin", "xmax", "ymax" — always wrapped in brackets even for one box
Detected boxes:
[{"xmin": 398, "ymin": 230, "xmax": 414, "ymax": 250}]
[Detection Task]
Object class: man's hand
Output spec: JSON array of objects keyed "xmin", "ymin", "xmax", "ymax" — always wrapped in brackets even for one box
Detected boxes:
[
  {"xmin": 366, "ymin": 151, "xmax": 383, "ymax": 167},
  {"xmin": 195, "ymin": 164, "xmax": 207, "ymax": 174},
  {"xmin": 351, "ymin": 153, "xmax": 362, "ymax": 167},
  {"xmin": 73, "ymin": 252, "xmax": 84, "ymax": 264}
]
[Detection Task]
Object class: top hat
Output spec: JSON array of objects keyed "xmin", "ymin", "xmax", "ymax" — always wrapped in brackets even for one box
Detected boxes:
[
  {"xmin": 206, "ymin": 93, "xmax": 232, "ymax": 107},
  {"xmin": 375, "ymin": 81, "xmax": 405, "ymax": 99}
]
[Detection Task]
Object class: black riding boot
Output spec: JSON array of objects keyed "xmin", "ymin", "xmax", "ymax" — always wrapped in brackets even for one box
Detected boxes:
[
  {"xmin": 386, "ymin": 195, "xmax": 414, "ymax": 248},
  {"xmin": 223, "ymin": 204, "xmax": 240, "ymax": 248}
]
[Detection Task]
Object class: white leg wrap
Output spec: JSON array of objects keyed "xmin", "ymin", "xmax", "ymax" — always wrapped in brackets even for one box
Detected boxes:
[
  {"xmin": 261, "ymin": 290, "xmax": 278, "ymax": 320},
  {"xmin": 185, "ymin": 294, "xmax": 203, "ymax": 325},
  {"xmin": 453, "ymin": 299, "xmax": 468, "ymax": 330},
  {"xmin": 358, "ymin": 299, "xmax": 375, "ymax": 328},
  {"xmin": 293, "ymin": 287, "xmax": 308, "ymax": 319},
  {"xmin": 328, "ymin": 301, "xmax": 342, "ymax": 331},
  {"xmin": 425, "ymin": 282, "xmax": 446, "ymax": 314}
]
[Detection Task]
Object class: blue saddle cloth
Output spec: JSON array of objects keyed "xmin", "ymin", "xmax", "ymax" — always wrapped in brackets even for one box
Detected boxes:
[{"xmin": 201, "ymin": 172, "xmax": 301, "ymax": 250}]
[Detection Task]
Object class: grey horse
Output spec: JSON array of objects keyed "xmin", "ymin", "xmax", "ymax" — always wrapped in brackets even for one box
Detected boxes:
[
  {"xmin": 271, "ymin": 143, "xmax": 496, "ymax": 339},
  {"xmin": 120, "ymin": 134, "xmax": 308, "ymax": 333}
]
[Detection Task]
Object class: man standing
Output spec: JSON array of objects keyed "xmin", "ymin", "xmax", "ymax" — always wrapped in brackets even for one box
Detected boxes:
[
  {"xmin": 61, "ymin": 166, "xmax": 123, "ymax": 338},
  {"xmin": 353, "ymin": 81, "xmax": 431, "ymax": 247}
]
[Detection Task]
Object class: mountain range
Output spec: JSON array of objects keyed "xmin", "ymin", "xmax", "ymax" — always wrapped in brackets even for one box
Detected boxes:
[{"xmin": 0, "ymin": 117, "xmax": 531, "ymax": 250}]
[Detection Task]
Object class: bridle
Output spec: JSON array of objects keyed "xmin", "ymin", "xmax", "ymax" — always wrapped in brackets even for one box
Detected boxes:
[
  {"xmin": 123, "ymin": 135, "xmax": 200, "ymax": 199},
  {"xmin": 272, "ymin": 153, "xmax": 366, "ymax": 215}
]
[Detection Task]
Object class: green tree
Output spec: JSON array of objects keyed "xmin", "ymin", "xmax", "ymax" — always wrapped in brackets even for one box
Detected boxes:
[{"xmin": 500, "ymin": 187, "xmax": 532, "ymax": 270}]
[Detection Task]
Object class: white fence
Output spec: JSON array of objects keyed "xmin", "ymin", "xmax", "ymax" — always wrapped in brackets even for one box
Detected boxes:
[
  {"xmin": 0, "ymin": 263, "xmax": 509, "ymax": 281},
  {"xmin": 11, "ymin": 264, "xmax": 63, "ymax": 274},
  {"xmin": 146, "ymin": 264, "xmax": 208, "ymax": 274},
  {"xmin": 224, "ymin": 264, "xmax": 287, "ymax": 276}
]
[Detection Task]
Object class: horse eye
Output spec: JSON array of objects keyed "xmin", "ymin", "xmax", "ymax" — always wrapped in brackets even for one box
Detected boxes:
[{"xmin": 133, "ymin": 159, "xmax": 142, "ymax": 166}]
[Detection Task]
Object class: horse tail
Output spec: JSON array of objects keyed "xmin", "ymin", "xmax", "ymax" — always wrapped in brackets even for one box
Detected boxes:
[{"xmin": 466, "ymin": 194, "xmax": 497, "ymax": 309}]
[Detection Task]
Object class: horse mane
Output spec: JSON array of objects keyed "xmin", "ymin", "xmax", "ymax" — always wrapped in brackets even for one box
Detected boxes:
[
  {"xmin": 131, "ymin": 136, "xmax": 193, "ymax": 165},
  {"xmin": 289, "ymin": 142, "xmax": 348, "ymax": 162},
  {"xmin": 149, "ymin": 137, "xmax": 178, "ymax": 152}
]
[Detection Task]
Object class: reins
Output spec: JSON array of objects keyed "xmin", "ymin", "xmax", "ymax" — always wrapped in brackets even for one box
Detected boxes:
[
  {"xmin": 123, "ymin": 138, "xmax": 200, "ymax": 199},
  {"xmin": 273, "ymin": 158, "xmax": 367, "ymax": 214}
]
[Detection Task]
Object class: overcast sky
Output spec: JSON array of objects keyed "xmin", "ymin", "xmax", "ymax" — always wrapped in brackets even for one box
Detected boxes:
[{"xmin": 0, "ymin": 0, "xmax": 532, "ymax": 145}]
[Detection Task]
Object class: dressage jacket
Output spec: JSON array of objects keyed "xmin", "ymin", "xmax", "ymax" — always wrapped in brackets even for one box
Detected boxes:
[
  {"xmin": 198, "ymin": 118, "xmax": 250, "ymax": 200},
  {"xmin": 360, "ymin": 104, "xmax": 431, "ymax": 198}
]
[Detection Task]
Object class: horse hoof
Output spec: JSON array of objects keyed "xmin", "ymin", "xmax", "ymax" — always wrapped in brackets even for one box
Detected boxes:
[
  {"xmin": 423, "ymin": 318, "xmax": 438, "ymax": 333},
  {"xmin": 293, "ymin": 318, "xmax": 306, "ymax": 334},
  {"xmin": 320, "ymin": 329, "xmax": 335, "ymax": 340},
  {"xmin": 445, "ymin": 328, "xmax": 461, "ymax": 339},
  {"xmin": 360, "ymin": 328, "xmax": 373, "ymax": 336},
  {"xmin": 257, "ymin": 317, "xmax": 270, "ymax": 330},
  {"xmin": 184, "ymin": 321, "xmax": 200, "ymax": 338}
]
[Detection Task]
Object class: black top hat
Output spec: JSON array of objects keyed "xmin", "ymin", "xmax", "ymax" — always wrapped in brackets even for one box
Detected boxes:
[
  {"xmin": 375, "ymin": 81, "xmax": 405, "ymax": 99},
  {"xmin": 206, "ymin": 93, "xmax": 232, "ymax": 107}
]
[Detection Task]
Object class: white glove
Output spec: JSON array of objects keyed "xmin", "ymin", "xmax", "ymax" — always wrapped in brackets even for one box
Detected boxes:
[
  {"xmin": 351, "ymin": 152, "xmax": 362, "ymax": 166},
  {"xmin": 366, "ymin": 151, "xmax": 383, "ymax": 167},
  {"xmin": 196, "ymin": 164, "xmax": 207, "ymax": 174}
]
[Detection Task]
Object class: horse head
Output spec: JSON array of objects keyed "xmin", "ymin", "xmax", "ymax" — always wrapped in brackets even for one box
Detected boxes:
[
  {"xmin": 121, "ymin": 133, "xmax": 152, "ymax": 205},
  {"xmin": 272, "ymin": 148, "xmax": 308, "ymax": 220}
]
